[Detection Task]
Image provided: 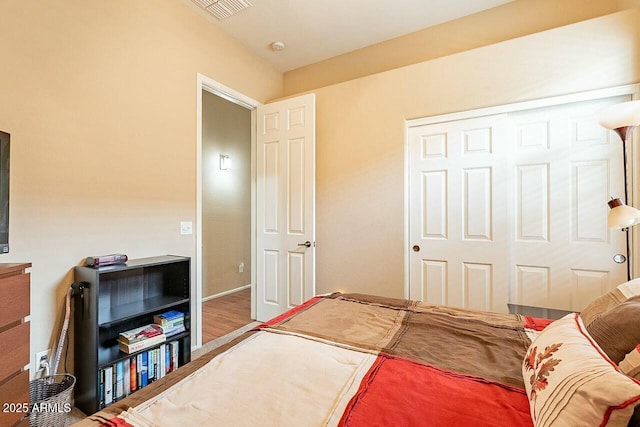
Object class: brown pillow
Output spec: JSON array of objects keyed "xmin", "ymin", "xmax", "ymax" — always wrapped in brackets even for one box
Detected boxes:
[
  {"xmin": 580, "ymin": 278, "xmax": 640, "ymax": 326},
  {"xmin": 586, "ymin": 295, "xmax": 640, "ymax": 364}
]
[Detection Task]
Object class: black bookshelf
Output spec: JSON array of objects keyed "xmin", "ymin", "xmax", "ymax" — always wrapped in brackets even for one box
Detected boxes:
[{"xmin": 73, "ymin": 255, "xmax": 191, "ymax": 415}]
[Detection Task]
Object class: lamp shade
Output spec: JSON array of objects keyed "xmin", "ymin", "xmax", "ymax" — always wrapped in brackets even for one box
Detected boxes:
[
  {"xmin": 597, "ymin": 100, "xmax": 640, "ymax": 130},
  {"xmin": 608, "ymin": 198, "xmax": 640, "ymax": 229}
]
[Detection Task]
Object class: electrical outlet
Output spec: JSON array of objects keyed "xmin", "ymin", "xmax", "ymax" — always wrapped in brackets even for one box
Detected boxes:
[
  {"xmin": 35, "ymin": 349, "xmax": 50, "ymax": 369},
  {"xmin": 239, "ymin": 262, "xmax": 244, "ymax": 273}
]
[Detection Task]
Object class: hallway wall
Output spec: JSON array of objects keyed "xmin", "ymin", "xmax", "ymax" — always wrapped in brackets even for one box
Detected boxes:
[{"xmin": 202, "ymin": 91, "xmax": 252, "ymax": 297}]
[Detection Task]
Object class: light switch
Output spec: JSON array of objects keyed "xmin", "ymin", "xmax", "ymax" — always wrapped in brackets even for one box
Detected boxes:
[{"xmin": 180, "ymin": 221, "xmax": 193, "ymax": 235}]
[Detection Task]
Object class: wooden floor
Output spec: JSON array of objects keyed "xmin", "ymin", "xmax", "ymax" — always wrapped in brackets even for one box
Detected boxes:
[{"xmin": 202, "ymin": 287, "xmax": 253, "ymax": 344}]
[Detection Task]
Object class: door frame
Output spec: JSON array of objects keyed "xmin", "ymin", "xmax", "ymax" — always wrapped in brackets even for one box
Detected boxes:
[
  {"xmin": 403, "ymin": 83, "xmax": 640, "ymax": 300},
  {"xmin": 195, "ymin": 73, "xmax": 260, "ymax": 349}
]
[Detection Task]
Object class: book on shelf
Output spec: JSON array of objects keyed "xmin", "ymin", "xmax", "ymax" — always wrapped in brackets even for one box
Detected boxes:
[
  {"xmin": 115, "ymin": 361, "xmax": 124, "ymax": 399},
  {"xmin": 155, "ymin": 311, "xmax": 185, "ymax": 333},
  {"xmin": 170, "ymin": 341, "xmax": 179, "ymax": 372},
  {"xmin": 119, "ymin": 333, "xmax": 166, "ymax": 354},
  {"xmin": 130, "ymin": 357, "xmax": 137, "ymax": 393},
  {"xmin": 98, "ymin": 340, "xmax": 182, "ymax": 409},
  {"xmin": 154, "ymin": 348, "xmax": 160, "ymax": 379},
  {"xmin": 165, "ymin": 343, "xmax": 171, "ymax": 374},
  {"xmin": 159, "ymin": 317, "xmax": 183, "ymax": 327},
  {"xmin": 160, "ymin": 321, "xmax": 184, "ymax": 333},
  {"xmin": 104, "ymin": 366, "xmax": 113, "ymax": 405},
  {"xmin": 98, "ymin": 370, "xmax": 105, "ymax": 408},
  {"xmin": 123, "ymin": 359, "xmax": 130, "ymax": 397},
  {"xmin": 119, "ymin": 324, "xmax": 164, "ymax": 345},
  {"xmin": 148, "ymin": 349, "xmax": 155, "ymax": 382},
  {"xmin": 140, "ymin": 352, "xmax": 148, "ymax": 387},
  {"xmin": 154, "ymin": 310, "xmax": 184, "ymax": 325},
  {"xmin": 136, "ymin": 354, "xmax": 142, "ymax": 390},
  {"xmin": 164, "ymin": 324, "xmax": 186, "ymax": 337},
  {"xmin": 159, "ymin": 344, "xmax": 166, "ymax": 378}
]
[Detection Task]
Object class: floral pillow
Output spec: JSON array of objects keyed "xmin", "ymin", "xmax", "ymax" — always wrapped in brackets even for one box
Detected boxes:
[{"xmin": 523, "ymin": 313, "xmax": 640, "ymax": 427}]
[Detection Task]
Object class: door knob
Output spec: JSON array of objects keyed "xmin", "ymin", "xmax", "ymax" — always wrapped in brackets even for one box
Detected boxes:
[
  {"xmin": 412, "ymin": 245, "xmax": 420, "ymax": 252},
  {"xmin": 613, "ymin": 253, "xmax": 627, "ymax": 264},
  {"xmin": 298, "ymin": 241, "xmax": 312, "ymax": 248}
]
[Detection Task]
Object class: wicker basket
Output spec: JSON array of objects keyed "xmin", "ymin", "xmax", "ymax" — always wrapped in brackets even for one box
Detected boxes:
[{"xmin": 29, "ymin": 374, "xmax": 76, "ymax": 427}]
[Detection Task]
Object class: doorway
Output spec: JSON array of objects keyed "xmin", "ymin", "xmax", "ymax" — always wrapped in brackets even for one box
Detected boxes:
[
  {"xmin": 194, "ymin": 75, "xmax": 317, "ymax": 348},
  {"xmin": 201, "ymin": 90, "xmax": 253, "ymax": 344},
  {"xmin": 195, "ymin": 74, "xmax": 260, "ymax": 349}
]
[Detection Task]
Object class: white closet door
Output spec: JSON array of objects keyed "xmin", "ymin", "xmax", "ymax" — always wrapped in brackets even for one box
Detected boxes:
[
  {"xmin": 408, "ymin": 96, "xmax": 629, "ymax": 312},
  {"xmin": 510, "ymin": 96, "xmax": 628, "ymax": 311},
  {"xmin": 408, "ymin": 114, "xmax": 511, "ymax": 312}
]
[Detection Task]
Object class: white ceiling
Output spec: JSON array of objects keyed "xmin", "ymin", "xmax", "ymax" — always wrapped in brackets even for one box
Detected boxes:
[{"xmin": 188, "ymin": 0, "xmax": 516, "ymax": 72}]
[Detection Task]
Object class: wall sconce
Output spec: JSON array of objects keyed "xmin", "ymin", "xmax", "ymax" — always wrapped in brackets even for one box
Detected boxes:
[
  {"xmin": 598, "ymin": 100, "xmax": 640, "ymax": 280},
  {"xmin": 220, "ymin": 154, "xmax": 232, "ymax": 170}
]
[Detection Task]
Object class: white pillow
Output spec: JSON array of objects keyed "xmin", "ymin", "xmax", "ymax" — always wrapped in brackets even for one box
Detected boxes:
[
  {"xmin": 620, "ymin": 345, "xmax": 640, "ymax": 380},
  {"xmin": 522, "ymin": 313, "xmax": 640, "ymax": 426}
]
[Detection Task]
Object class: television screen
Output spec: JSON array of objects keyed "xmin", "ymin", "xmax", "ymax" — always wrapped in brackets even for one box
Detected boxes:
[{"xmin": 0, "ymin": 131, "xmax": 9, "ymax": 253}]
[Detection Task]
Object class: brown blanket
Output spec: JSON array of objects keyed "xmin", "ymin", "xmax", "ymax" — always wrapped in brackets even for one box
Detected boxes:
[
  {"xmin": 267, "ymin": 293, "xmax": 530, "ymax": 388},
  {"xmin": 74, "ymin": 292, "xmax": 534, "ymax": 426}
]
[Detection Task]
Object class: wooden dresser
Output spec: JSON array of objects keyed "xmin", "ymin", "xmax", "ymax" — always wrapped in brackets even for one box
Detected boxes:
[{"xmin": 0, "ymin": 263, "xmax": 31, "ymax": 427}]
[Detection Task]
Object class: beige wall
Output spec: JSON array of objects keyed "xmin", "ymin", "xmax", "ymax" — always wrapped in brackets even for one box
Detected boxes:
[
  {"xmin": 4, "ymin": 0, "xmax": 640, "ymax": 376},
  {"xmin": 0, "ymin": 0, "xmax": 281, "ymax": 374},
  {"xmin": 202, "ymin": 92, "xmax": 251, "ymax": 298},
  {"xmin": 309, "ymin": 9, "xmax": 640, "ymax": 298},
  {"xmin": 284, "ymin": 0, "xmax": 639, "ymax": 95}
]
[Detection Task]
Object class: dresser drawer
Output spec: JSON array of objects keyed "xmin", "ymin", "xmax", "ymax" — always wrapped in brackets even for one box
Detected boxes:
[
  {"xmin": 0, "ymin": 371, "xmax": 29, "ymax": 427},
  {"xmin": 0, "ymin": 322, "xmax": 29, "ymax": 382},
  {"xmin": 0, "ymin": 272, "xmax": 29, "ymax": 329}
]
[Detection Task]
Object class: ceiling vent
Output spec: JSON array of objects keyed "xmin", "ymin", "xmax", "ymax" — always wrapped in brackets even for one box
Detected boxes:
[{"xmin": 192, "ymin": 0, "xmax": 252, "ymax": 21}]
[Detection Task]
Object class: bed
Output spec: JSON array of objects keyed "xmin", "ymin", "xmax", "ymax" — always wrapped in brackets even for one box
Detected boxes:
[{"xmin": 75, "ymin": 288, "xmax": 640, "ymax": 427}]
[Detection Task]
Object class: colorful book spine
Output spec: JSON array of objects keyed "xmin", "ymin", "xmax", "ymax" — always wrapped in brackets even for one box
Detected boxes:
[
  {"xmin": 96, "ymin": 339, "xmax": 183, "ymax": 410},
  {"xmin": 98, "ymin": 370, "xmax": 105, "ymax": 408},
  {"xmin": 154, "ymin": 348, "xmax": 159, "ymax": 380},
  {"xmin": 123, "ymin": 358, "xmax": 130, "ymax": 396},
  {"xmin": 115, "ymin": 361, "xmax": 124, "ymax": 399},
  {"xmin": 113, "ymin": 364, "xmax": 117, "ymax": 401},
  {"xmin": 159, "ymin": 344, "xmax": 166, "ymax": 378},
  {"xmin": 170, "ymin": 341, "xmax": 179, "ymax": 371},
  {"xmin": 140, "ymin": 352, "xmax": 148, "ymax": 387},
  {"xmin": 130, "ymin": 356, "xmax": 137, "ymax": 392},
  {"xmin": 165, "ymin": 344, "xmax": 171, "ymax": 374},
  {"xmin": 136, "ymin": 354, "xmax": 142, "ymax": 390},
  {"xmin": 149, "ymin": 349, "xmax": 155, "ymax": 382},
  {"xmin": 104, "ymin": 366, "xmax": 113, "ymax": 405}
]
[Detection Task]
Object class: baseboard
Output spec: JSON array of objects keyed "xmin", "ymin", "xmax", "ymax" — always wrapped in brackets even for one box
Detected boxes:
[{"xmin": 202, "ymin": 284, "xmax": 251, "ymax": 302}]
